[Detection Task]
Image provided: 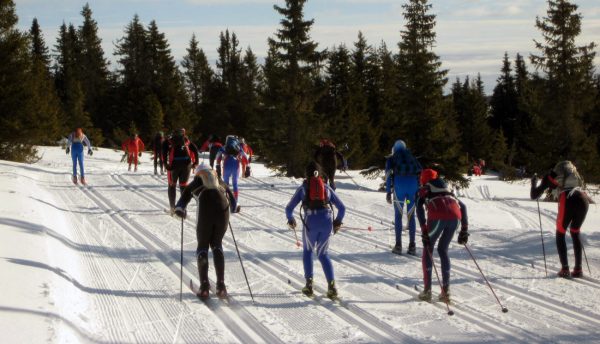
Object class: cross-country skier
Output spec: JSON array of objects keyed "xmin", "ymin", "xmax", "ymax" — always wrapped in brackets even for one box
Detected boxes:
[
  {"xmin": 150, "ymin": 131, "xmax": 165, "ymax": 175},
  {"xmin": 530, "ymin": 160, "xmax": 590, "ymax": 278},
  {"xmin": 200, "ymin": 135, "xmax": 223, "ymax": 169},
  {"xmin": 122, "ymin": 134, "xmax": 145, "ymax": 172},
  {"xmin": 416, "ymin": 168, "xmax": 468, "ymax": 302},
  {"xmin": 385, "ymin": 139, "xmax": 422, "ymax": 255},
  {"xmin": 162, "ymin": 128, "xmax": 199, "ymax": 214},
  {"xmin": 173, "ymin": 163, "xmax": 239, "ymax": 298},
  {"xmin": 215, "ymin": 135, "xmax": 247, "ymax": 200},
  {"xmin": 314, "ymin": 139, "xmax": 346, "ymax": 190},
  {"xmin": 239, "ymin": 137, "xmax": 253, "ymax": 178},
  {"xmin": 66, "ymin": 127, "xmax": 93, "ymax": 185},
  {"xmin": 285, "ymin": 161, "xmax": 346, "ymax": 299}
]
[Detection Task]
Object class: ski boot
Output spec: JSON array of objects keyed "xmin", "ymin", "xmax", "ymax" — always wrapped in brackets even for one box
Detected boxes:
[
  {"xmin": 198, "ymin": 282, "xmax": 210, "ymax": 299},
  {"xmin": 557, "ymin": 266, "xmax": 571, "ymax": 278},
  {"xmin": 407, "ymin": 242, "xmax": 416, "ymax": 256},
  {"xmin": 302, "ymin": 278, "xmax": 313, "ymax": 297},
  {"xmin": 169, "ymin": 207, "xmax": 176, "ymax": 216},
  {"xmin": 154, "ymin": 167, "xmax": 158, "ymax": 175},
  {"xmin": 128, "ymin": 165, "xmax": 131, "ymax": 172},
  {"xmin": 391, "ymin": 244, "xmax": 402, "ymax": 255},
  {"xmin": 71, "ymin": 175, "xmax": 78, "ymax": 184},
  {"xmin": 134, "ymin": 166, "xmax": 138, "ymax": 172},
  {"xmin": 438, "ymin": 285, "xmax": 450, "ymax": 303},
  {"xmin": 216, "ymin": 281, "xmax": 227, "ymax": 298},
  {"xmin": 418, "ymin": 288, "xmax": 432, "ymax": 302},
  {"xmin": 326, "ymin": 280, "xmax": 338, "ymax": 299},
  {"xmin": 571, "ymin": 267, "xmax": 583, "ymax": 278},
  {"xmin": 80, "ymin": 176, "xmax": 87, "ymax": 185}
]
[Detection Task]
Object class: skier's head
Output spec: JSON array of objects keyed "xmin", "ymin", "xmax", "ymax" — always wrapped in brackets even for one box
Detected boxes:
[
  {"xmin": 391, "ymin": 140, "xmax": 406, "ymax": 154},
  {"xmin": 194, "ymin": 162, "xmax": 212, "ymax": 175},
  {"xmin": 75, "ymin": 127, "xmax": 83, "ymax": 137},
  {"xmin": 305, "ymin": 161, "xmax": 324, "ymax": 179},
  {"xmin": 420, "ymin": 168, "xmax": 438, "ymax": 185},
  {"xmin": 320, "ymin": 139, "xmax": 334, "ymax": 148},
  {"xmin": 158, "ymin": 131, "xmax": 164, "ymax": 137},
  {"xmin": 175, "ymin": 128, "xmax": 185, "ymax": 137},
  {"xmin": 194, "ymin": 163, "xmax": 219, "ymax": 188},
  {"xmin": 239, "ymin": 137, "xmax": 246, "ymax": 144}
]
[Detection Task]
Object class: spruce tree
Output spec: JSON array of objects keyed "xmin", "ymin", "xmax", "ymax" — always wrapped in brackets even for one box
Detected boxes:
[
  {"xmin": 395, "ymin": 0, "xmax": 464, "ymax": 181},
  {"xmin": 238, "ymin": 47, "xmax": 262, "ymax": 139},
  {"xmin": 530, "ymin": 0, "xmax": 599, "ymax": 180},
  {"xmin": 490, "ymin": 53, "xmax": 519, "ymax": 148},
  {"xmin": 182, "ymin": 34, "xmax": 213, "ymax": 134},
  {"xmin": 264, "ymin": 0, "xmax": 323, "ymax": 176}
]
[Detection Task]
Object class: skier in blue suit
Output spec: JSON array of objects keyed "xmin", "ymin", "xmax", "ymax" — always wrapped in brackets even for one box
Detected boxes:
[
  {"xmin": 286, "ymin": 161, "xmax": 345, "ymax": 299},
  {"xmin": 385, "ymin": 139, "xmax": 422, "ymax": 255},
  {"xmin": 66, "ymin": 127, "xmax": 93, "ymax": 185}
]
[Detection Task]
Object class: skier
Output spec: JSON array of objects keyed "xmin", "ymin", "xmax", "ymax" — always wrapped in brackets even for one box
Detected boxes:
[
  {"xmin": 285, "ymin": 161, "xmax": 346, "ymax": 299},
  {"xmin": 162, "ymin": 128, "xmax": 199, "ymax": 214},
  {"xmin": 385, "ymin": 139, "xmax": 422, "ymax": 255},
  {"xmin": 121, "ymin": 133, "xmax": 145, "ymax": 172},
  {"xmin": 215, "ymin": 135, "xmax": 247, "ymax": 200},
  {"xmin": 314, "ymin": 139, "xmax": 346, "ymax": 190},
  {"xmin": 416, "ymin": 168, "xmax": 468, "ymax": 302},
  {"xmin": 66, "ymin": 127, "xmax": 93, "ymax": 185},
  {"xmin": 530, "ymin": 161, "xmax": 590, "ymax": 278},
  {"xmin": 200, "ymin": 135, "xmax": 223, "ymax": 169},
  {"xmin": 173, "ymin": 163, "xmax": 239, "ymax": 298},
  {"xmin": 150, "ymin": 131, "xmax": 165, "ymax": 175},
  {"xmin": 239, "ymin": 137, "xmax": 253, "ymax": 178}
]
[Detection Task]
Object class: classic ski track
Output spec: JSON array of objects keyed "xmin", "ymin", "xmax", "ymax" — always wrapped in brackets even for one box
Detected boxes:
[
  {"xmin": 50, "ymin": 174, "xmax": 235, "ymax": 343},
  {"xmin": 71, "ymin": 175, "xmax": 280, "ymax": 344},
  {"xmin": 237, "ymin": 190, "xmax": 582, "ymax": 341},
  {"xmin": 113, "ymin": 174, "xmax": 370, "ymax": 343},
  {"xmin": 237, "ymin": 177, "xmax": 600, "ymax": 329}
]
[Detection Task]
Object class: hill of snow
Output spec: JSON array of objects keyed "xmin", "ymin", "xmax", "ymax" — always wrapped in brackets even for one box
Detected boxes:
[{"xmin": 1, "ymin": 146, "xmax": 599, "ymax": 343}]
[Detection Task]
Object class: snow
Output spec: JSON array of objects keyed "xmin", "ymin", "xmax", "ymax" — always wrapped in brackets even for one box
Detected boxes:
[{"xmin": 1, "ymin": 146, "xmax": 599, "ymax": 343}]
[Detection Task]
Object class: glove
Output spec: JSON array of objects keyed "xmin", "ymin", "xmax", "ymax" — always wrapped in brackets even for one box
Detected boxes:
[
  {"xmin": 216, "ymin": 165, "xmax": 222, "ymax": 178},
  {"xmin": 457, "ymin": 229, "xmax": 469, "ymax": 245},
  {"xmin": 333, "ymin": 219, "xmax": 342, "ymax": 234},
  {"xmin": 421, "ymin": 233, "xmax": 430, "ymax": 247},
  {"xmin": 287, "ymin": 219, "xmax": 297, "ymax": 229},
  {"xmin": 342, "ymin": 159, "xmax": 348, "ymax": 172},
  {"xmin": 138, "ymin": 152, "xmax": 142, "ymax": 157},
  {"xmin": 530, "ymin": 174, "xmax": 537, "ymax": 187},
  {"xmin": 88, "ymin": 149, "xmax": 93, "ymax": 156},
  {"xmin": 66, "ymin": 147, "xmax": 70, "ymax": 154},
  {"xmin": 174, "ymin": 206, "xmax": 187, "ymax": 219},
  {"xmin": 245, "ymin": 166, "xmax": 251, "ymax": 177},
  {"xmin": 386, "ymin": 192, "xmax": 392, "ymax": 204},
  {"xmin": 165, "ymin": 163, "xmax": 172, "ymax": 171}
]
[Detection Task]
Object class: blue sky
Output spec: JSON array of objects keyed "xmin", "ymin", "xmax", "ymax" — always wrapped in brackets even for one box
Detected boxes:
[{"xmin": 14, "ymin": 0, "xmax": 600, "ymax": 93}]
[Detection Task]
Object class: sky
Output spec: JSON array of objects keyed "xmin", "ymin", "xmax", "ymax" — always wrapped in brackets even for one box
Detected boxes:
[{"xmin": 14, "ymin": 0, "xmax": 600, "ymax": 94}]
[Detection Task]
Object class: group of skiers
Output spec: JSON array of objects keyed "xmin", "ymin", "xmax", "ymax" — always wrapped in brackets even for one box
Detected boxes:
[{"xmin": 64, "ymin": 127, "xmax": 591, "ymax": 301}]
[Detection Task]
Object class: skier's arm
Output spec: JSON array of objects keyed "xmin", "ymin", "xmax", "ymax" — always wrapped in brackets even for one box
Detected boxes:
[
  {"xmin": 139, "ymin": 139, "xmax": 145, "ymax": 152},
  {"xmin": 221, "ymin": 183, "xmax": 238, "ymax": 213},
  {"xmin": 328, "ymin": 186, "xmax": 346, "ymax": 223},
  {"xmin": 285, "ymin": 186, "xmax": 305, "ymax": 221},
  {"xmin": 82, "ymin": 135, "xmax": 91, "ymax": 149},
  {"xmin": 161, "ymin": 141, "xmax": 170, "ymax": 165},
  {"xmin": 530, "ymin": 172, "xmax": 556, "ymax": 199},
  {"xmin": 176, "ymin": 177, "xmax": 204, "ymax": 209},
  {"xmin": 416, "ymin": 189, "xmax": 427, "ymax": 230},
  {"xmin": 458, "ymin": 199, "xmax": 468, "ymax": 230},
  {"xmin": 385, "ymin": 158, "xmax": 393, "ymax": 193},
  {"xmin": 189, "ymin": 141, "xmax": 199, "ymax": 165}
]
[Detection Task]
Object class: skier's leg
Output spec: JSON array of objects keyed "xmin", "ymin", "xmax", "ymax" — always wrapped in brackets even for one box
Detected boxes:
[
  {"xmin": 231, "ymin": 163, "xmax": 239, "ymax": 199},
  {"xmin": 556, "ymin": 193, "xmax": 569, "ymax": 268},
  {"xmin": 437, "ymin": 220, "xmax": 459, "ymax": 287},
  {"xmin": 210, "ymin": 208, "xmax": 228, "ymax": 283},
  {"xmin": 406, "ymin": 196, "xmax": 417, "ymax": 244},
  {"xmin": 71, "ymin": 150, "xmax": 78, "ymax": 177},
  {"xmin": 77, "ymin": 150, "xmax": 85, "ymax": 178},
  {"xmin": 302, "ymin": 216, "xmax": 319, "ymax": 280},
  {"xmin": 393, "ymin": 191, "xmax": 404, "ymax": 247},
  {"xmin": 422, "ymin": 220, "xmax": 442, "ymax": 290},
  {"xmin": 313, "ymin": 210, "xmax": 334, "ymax": 282},
  {"xmin": 556, "ymin": 232, "xmax": 569, "ymax": 268},
  {"xmin": 167, "ymin": 170, "xmax": 177, "ymax": 209}
]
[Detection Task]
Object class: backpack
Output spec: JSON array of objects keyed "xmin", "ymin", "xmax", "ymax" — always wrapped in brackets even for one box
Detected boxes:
[
  {"xmin": 391, "ymin": 149, "xmax": 421, "ymax": 176},
  {"xmin": 553, "ymin": 161, "xmax": 583, "ymax": 189},
  {"xmin": 303, "ymin": 176, "xmax": 328, "ymax": 210},
  {"xmin": 224, "ymin": 136, "xmax": 241, "ymax": 156}
]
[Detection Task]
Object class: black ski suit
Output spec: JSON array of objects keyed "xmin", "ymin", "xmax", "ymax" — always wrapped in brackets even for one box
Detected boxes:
[
  {"xmin": 151, "ymin": 133, "xmax": 165, "ymax": 173},
  {"xmin": 314, "ymin": 145, "xmax": 345, "ymax": 190},
  {"xmin": 531, "ymin": 173, "xmax": 590, "ymax": 271},
  {"xmin": 176, "ymin": 177, "xmax": 238, "ymax": 287},
  {"xmin": 162, "ymin": 135, "xmax": 199, "ymax": 209}
]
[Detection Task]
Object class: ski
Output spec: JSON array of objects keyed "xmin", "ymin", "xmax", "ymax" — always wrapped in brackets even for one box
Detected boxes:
[{"xmin": 189, "ymin": 279, "xmax": 209, "ymax": 300}]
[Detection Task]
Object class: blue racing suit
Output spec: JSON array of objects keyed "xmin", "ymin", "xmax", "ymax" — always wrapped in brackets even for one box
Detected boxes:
[
  {"xmin": 385, "ymin": 148, "xmax": 421, "ymax": 246},
  {"xmin": 215, "ymin": 148, "xmax": 248, "ymax": 200},
  {"xmin": 67, "ymin": 133, "xmax": 92, "ymax": 177},
  {"xmin": 285, "ymin": 183, "xmax": 345, "ymax": 282}
]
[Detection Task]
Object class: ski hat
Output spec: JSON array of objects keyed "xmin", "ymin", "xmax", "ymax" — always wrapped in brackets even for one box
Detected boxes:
[
  {"xmin": 420, "ymin": 168, "xmax": 438, "ymax": 185},
  {"xmin": 305, "ymin": 161, "xmax": 323, "ymax": 178},
  {"xmin": 175, "ymin": 128, "xmax": 185, "ymax": 136},
  {"xmin": 194, "ymin": 163, "xmax": 211, "ymax": 175},
  {"xmin": 75, "ymin": 128, "xmax": 83, "ymax": 137},
  {"xmin": 391, "ymin": 140, "xmax": 406, "ymax": 154}
]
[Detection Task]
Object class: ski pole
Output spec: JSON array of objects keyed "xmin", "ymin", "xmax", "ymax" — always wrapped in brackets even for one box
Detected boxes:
[
  {"xmin": 463, "ymin": 243, "xmax": 508, "ymax": 313},
  {"xmin": 228, "ymin": 221, "xmax": 255, "ymax": 303},
  {"xmin": 341, "ymin": 226, "xmax": 374, "ymax": 231},
  {"xmin": 536, "ymin": 199, "xmax": 549, "ymax": 277},
  {"xmin": 423, "ymin": 244, "xmax": 454, "ymax": 316},
  {"xmin": 343, "ymin": 170, "xmax": 364, "ymax": 190},
  {"xmin": 180, "ymin": 216, "xmax": 184, "ymax": 302},
  {"xmin": 582, "ymin": 242, "xmax": 592, "ymax": 275},
  {"xmin": 288, "ymin": 223, "xmax": 301, "ymax": 247}
]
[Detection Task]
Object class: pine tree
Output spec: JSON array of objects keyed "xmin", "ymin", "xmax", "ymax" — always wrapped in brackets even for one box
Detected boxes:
[
  {"xmin": 77, "ymin": 3, "xmax": 110, "ymax": 139},
  {"xmin": 373, "ymin": 42, "xmax": 397, "ymax": 153},
  {"xmin": 490, "ymin": 53, "xmax": 519, "ymax": 148},
  {"xmin": 264, "ymin": 0, "xmax": 324, "ymax": 176},
  {"xmin": 214, "ymin": 30, "xmax": 243, "ymax": 133},
  {"xmin": 530, "ymin": 0, "xmax": 599, "ymax": 180},
  {"xmin": 395, "ymin": 0, "xmax": 464, "ymax": 181},
  {"xmin": 238, "ymin": 47, "xmax": 262, "ymax": 139},
  {"xmin": 181, "ymin": 33, "xmax": 213, "ymax": 134}
]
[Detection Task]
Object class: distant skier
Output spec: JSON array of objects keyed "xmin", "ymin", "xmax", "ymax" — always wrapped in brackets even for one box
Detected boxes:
[
  {"xmin": 215, "ymin": 135, "xmax": 247, "ymax": 200},
  {"xmin": 285, "ymin": 161, "xmax": 346, "ymax": 299},
  {"xmin": 66, "ymin": 127, "xmax": 93, "ymax": 185},
  {"xmin": 385, "ymin": 139, "xmax": 422, "ymax": 255},
  {"xmin": 530, "ymin": 161, "xmax": 590, "ymax": 278},
  {"xmin": 122, "ymin": 133, "xmax": 145, "ymax": 172},
  {"xmin": 239, "ymin": 137, "xmax": 253, "ymax": 178},
  {"xmin": 174, "ymin": 163, "xmax": 239, "ymax": 298},
  {"xmin": 150, "ymin": 131, "xmax": 165, "ymax": 175},
  {"xmin": 314, "ymin": 139, "xmax": 346, "ymax": 190},
  {"xmin": 416, "ymin": 168, "xmax": 468, "ymax": 302},
  {"xmin": 162, "ymin": 128, "xmax": 199, "ymax": 214},
  {"xmin": 200, "ymin": 134, "xmax": 223, "ymax": 169}
]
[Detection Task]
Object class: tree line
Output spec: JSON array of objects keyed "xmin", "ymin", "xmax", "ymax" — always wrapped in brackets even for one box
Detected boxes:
[{"xmin": 1, "ymin": 0, "xmax": 598, "ymax": 182}]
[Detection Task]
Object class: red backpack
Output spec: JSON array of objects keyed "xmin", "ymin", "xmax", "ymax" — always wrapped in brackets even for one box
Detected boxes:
[{"xmin": 304, "ymin": 174, "xmax": 327, "ymax": 210}]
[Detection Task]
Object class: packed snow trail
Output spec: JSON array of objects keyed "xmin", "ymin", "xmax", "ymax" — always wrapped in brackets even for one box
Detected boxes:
[{"xmin": 1, "ymin": 146, "xmax": 599, "ymax": 343}]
